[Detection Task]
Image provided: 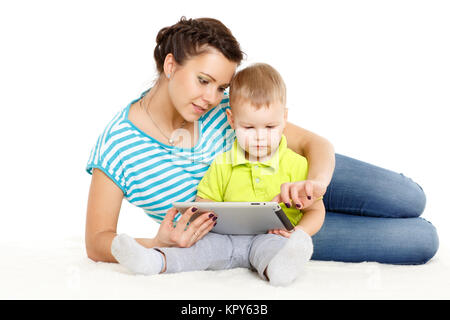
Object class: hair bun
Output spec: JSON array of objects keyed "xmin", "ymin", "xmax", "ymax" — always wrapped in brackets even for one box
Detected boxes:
[{"xmin": 153, "ymin": 16, "xmax": 243, "ymax": 74}]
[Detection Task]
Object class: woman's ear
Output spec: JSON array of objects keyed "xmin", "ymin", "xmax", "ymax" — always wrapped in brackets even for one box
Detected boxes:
[
  {"xmin": 226, "ymin": 108, "xmax": 235, "ymax": 129},
  {"xmin": 163, "ymin": 53, "xmax": 176, "ymax": 79}
]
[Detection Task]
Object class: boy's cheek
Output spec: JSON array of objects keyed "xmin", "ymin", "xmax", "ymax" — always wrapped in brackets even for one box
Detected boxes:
[{"xmin": 235, "ymin": 128, "xmax": 250, "ymax": 148}]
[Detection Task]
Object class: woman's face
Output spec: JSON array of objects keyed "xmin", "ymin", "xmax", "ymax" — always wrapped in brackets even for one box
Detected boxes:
[{"xmin": 166, "ymin": 48, "xmax": 238, "ymax": 122}]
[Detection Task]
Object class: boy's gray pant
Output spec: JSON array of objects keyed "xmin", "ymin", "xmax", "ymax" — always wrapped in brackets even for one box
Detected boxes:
[{"xmin": 156, "ymin": 232, "xmax": 287, "ymax": 279}]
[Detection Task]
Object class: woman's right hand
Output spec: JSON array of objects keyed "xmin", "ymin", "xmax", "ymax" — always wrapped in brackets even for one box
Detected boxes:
[{"xmin": 154, "ymin": 206, "xmax": 217, "ymax": 248}]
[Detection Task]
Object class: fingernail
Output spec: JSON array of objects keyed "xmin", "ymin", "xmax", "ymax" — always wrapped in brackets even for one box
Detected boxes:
[
  {"xmin": 296, "ymin": 203, "xmax": 302, "ymax": 209},
  {"xmin": 214, "ymin": 222, "xmax": 217, "ymax": 226},
  {"xmin": 209, "ymin": 213, "xmax": 214, "ymax": 218},
  {"xmin": 284, "ymin": 202, "xmax": 291, "ymax": 208},
  {"xmin": 192, "ymin": 207, "xmax": 198, "ymax": 212},
  {"xmin": 307, "ymin": 196, "xmax": 312, "ymax": 200},
  {"xmin": 213, "ymin": 216, "xmax": 218, "ymax": 221}
]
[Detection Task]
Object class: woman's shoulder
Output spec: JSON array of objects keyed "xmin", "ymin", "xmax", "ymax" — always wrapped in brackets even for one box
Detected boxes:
[
  {"xmin": 86, "ymin": 102, "xmax": 135, "ymax": 167},
  {"xmin": 94, "ymin": 106, "xmax": 131, "ymax": 149}
]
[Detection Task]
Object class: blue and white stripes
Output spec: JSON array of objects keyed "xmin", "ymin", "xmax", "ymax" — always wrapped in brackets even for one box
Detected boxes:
[{"xmin": 86, "ymin": 91, "xmax": 235, "ymax": 223}]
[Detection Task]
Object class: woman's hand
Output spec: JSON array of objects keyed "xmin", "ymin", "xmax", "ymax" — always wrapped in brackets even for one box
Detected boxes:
[
  {"xmin": 154, "ymin": 206, "xmax": 217, "ymax": 248},
  {"xmin": 271, "ymin": 180, "xmax": 327, "ymax": 210}
]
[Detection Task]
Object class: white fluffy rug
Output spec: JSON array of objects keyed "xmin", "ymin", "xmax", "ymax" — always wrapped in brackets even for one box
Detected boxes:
[{"xmin": 1, "ymin": 235, "xmax": 449, "ymax": 300}]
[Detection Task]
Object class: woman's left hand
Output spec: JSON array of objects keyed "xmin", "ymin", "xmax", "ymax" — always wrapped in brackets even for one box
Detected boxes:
[{"xmin": 270, "ymin": 180, "xmax": 327, "ymax": 210}]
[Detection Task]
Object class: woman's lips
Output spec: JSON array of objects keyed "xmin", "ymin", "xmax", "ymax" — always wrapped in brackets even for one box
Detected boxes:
[{"xmin": 192, "ymin": 103, "xmax": 207, "ymax": 114}]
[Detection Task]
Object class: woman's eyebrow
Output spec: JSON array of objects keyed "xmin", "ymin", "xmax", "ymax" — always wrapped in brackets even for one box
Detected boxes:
[{"xmin": 200, "ymin": 72, "xmax": 230, "ymax": 87}]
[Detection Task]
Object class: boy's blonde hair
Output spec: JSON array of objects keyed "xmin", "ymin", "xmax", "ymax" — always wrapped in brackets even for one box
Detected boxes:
[{"xmin": 229, "ymin": 63, "xmax": 286, "ymax": 109}]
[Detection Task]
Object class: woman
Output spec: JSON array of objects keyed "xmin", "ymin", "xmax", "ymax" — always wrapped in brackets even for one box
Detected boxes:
[{"xmin": 85, "ymin": 17, "xmax": 438, "ymax": 266}]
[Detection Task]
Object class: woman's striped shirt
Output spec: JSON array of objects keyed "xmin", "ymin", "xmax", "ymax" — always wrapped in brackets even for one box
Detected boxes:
[{"xmin": 86, "ymin": 89, "xmax": 236, "ymax": 223}]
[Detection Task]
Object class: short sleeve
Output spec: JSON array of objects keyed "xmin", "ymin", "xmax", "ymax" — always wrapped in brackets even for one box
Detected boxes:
[
  {"xmin": 86, "ymin": 132, "xmax": 127, "ymax": 195},
  {"xmin": 293, "ymin": 154, "xmax": 309, "ymax": 182},
  {"xmin": 288, "ymin": 153, "xmax": 324, "ymax": 201},
  {"xmin": 281, "ymin": 148, "xmax": 309, "ymax": 183},
  {"xmin": 196, "ymin": 156, "xmax": 228, "ymax": 202}
]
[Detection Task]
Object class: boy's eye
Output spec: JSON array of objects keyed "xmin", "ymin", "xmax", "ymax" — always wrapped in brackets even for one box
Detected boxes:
[{"xmin": 266, "ymin": 126, "xmax": 275, "ymax": 129}]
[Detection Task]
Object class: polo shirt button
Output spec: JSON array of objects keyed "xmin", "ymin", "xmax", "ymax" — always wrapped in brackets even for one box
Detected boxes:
[
  {"xmin": 255, "ymin": 165, "xmax": 259, "ymax": 169},
  {"xmin": 255, "ymin": 178, "xmax": 260, "ymax": 183}
]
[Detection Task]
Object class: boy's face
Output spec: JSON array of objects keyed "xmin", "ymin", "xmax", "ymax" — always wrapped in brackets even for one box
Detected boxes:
[{"xmin": 226, "ymin": 100, "xmax": 288, "ymax": 161}]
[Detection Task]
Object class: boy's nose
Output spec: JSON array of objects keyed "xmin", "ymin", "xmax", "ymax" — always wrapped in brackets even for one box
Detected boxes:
[{"xmin": 256, "ymin": 128, "xmax": 270, "ymax": 139}]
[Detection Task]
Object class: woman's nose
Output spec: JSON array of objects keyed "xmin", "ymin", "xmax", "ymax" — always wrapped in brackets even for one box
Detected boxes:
[{"xmin": 203, "ymin": 86, "xmax": 221, "ymax": 106}]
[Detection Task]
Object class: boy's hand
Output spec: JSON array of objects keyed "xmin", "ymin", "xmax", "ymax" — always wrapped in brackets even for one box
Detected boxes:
[
  {"xmin": 267, "ymin": 226, "xmax": 309, "ymax": 239},
  {"xmin": 267, "ymin": 228, "xmax": 292, "ymax": 238},
  {"xmin": 270, "ymin": 180, "xmax": 327, "ymax": 210}
]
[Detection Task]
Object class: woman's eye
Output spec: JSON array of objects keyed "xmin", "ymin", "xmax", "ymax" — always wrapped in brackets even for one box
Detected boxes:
[{"xmin": 198, "ymin": 77, "xmax": 208, "ymax": 85}]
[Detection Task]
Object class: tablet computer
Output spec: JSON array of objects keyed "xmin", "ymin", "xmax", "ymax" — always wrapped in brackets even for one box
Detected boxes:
[{"xmin": 172, "ymin": 202, "xmax": 294, "ymax": 235}]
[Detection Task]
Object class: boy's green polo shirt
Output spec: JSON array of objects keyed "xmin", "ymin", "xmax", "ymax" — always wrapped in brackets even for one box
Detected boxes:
[{"xmin": 196, "ymin": 134, "xmax": 309, "ymax": 226}]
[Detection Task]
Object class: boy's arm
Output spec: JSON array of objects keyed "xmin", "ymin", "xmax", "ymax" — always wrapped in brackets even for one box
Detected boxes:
[
  {"xmin": 294, "ymin": 199, "xmax": 326, "ymax": 237},
  {"xmin": 195, "ymin": 196, "xmax": 216, "ymax": 202}
]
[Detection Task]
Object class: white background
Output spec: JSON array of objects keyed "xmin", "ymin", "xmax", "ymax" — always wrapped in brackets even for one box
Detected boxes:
[{"xmin": 0, "ymin": 0, "xmax": 449, "ymax": 247}]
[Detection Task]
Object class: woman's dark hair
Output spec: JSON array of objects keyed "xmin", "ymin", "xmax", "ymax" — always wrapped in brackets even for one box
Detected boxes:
[{"xmin": 154, "ymin": 16, "xmax": 244, "ymax": 74}]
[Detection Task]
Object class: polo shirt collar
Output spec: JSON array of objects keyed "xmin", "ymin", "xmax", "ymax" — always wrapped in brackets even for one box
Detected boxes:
[{"xmin": 231, "ymin": 134, "xmax": 287, "ymax": 169}]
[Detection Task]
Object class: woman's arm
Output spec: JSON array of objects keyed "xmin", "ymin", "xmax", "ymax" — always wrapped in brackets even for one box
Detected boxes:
[
  {"xmin": 85, "ymin": 169, "xmax": 161, "ymax": 262},
  {"xmin": 283, "ymin": 121, "xmax": 335, "ymax": 188},
  {"xmin": 86, "ymin": 169, "xmax": 217, "ymax": 262}
]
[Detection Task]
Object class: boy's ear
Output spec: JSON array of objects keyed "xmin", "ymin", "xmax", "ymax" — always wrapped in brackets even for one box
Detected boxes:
[
  {"xmin": 225, "ymin": 108, "xmax": 235, "ymax": 129},
  {"xmin": 284, "ymin": 108, "xmax": 288, "ymax": 122}
]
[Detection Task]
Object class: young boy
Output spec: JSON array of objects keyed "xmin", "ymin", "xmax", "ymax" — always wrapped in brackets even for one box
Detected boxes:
[{"xmin": 111, "ymin": 63, "xmax": 326, "ymax": 286}]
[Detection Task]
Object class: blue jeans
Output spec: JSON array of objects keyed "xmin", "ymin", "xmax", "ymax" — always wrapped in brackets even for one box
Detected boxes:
[{"xmin": 313, "ymin": 154, "xmax": 439, "ymax": 265}]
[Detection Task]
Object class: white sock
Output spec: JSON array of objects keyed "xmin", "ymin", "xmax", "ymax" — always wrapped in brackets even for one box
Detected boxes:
[
  {"xmin": 265, "ymin": 229, "xmax": 313, "ymax": 286},
  {"xmin": 111, "ymin": 233, "xmax": 164, "ymax": 275}
]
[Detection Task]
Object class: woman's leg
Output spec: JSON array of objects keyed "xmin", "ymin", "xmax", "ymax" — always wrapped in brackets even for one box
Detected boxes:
[
  {"xmin": 323, "ymin": 154, "xmax": 427, "ymax": 218},
  {"xmin": 311, "ymin": 212, "xmax": 439, "ymax": 265},
  {"xmin": 317, "ymin": 154, "xmax": 438, "ymax": 264}
]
